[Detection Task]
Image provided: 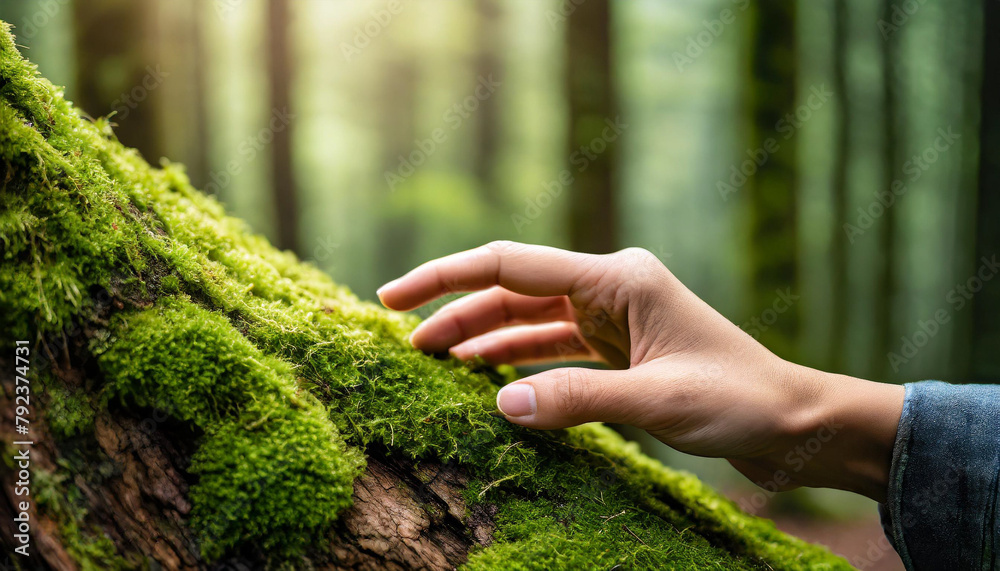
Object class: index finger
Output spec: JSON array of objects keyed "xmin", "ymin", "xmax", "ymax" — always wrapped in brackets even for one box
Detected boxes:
[{"xmin": 377, "ymin": 241, "xmax": 594, "ymax": 311}]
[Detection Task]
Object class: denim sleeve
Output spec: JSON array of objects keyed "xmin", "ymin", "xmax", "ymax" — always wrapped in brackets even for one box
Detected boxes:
[{"xmin": 879, "ymin": 381, "xmax": 1000, "ymax": 570}]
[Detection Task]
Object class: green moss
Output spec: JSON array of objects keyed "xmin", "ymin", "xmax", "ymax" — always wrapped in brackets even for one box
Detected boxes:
[
  {"xmin": 0, "ymin": 21, "xmax": 851, "ymax": 569},
  {"xmin": 97, "ymin": 296, "xmax": 364, "ymax": 557},
  {"xmin": 191, "ymin": 408, "xmax": 361, "ymax": 558},
  {"xmin": 42, "ymin": 380, "xmax": 97, "ymax": 438}
]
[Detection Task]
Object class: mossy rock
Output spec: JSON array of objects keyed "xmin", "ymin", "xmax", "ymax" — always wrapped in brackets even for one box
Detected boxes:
[{"xmin": 0, "ymin": 22, "xmax": 852, "ymax": 570}]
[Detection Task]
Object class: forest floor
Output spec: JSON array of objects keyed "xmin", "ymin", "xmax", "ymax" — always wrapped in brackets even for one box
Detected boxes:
[{"xmin": 771, "ymin": 513, "xmax": 904, "ymax": 571}]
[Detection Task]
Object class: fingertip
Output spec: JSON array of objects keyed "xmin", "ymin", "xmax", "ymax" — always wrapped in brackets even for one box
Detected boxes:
[
  {"xmin": 376, "ymin": 278, "xmax": 400, "ymax": 307},
  {"xmin": 411, "ymin": 313, "xmax": 459, "ymax": 351},
  {"xmin": 449, "ymin": 339, "xmax": 481, "ymax": 361},
  {"xmin": 407, "ymin": 321, "xmax": 425, "ymax": 346}
]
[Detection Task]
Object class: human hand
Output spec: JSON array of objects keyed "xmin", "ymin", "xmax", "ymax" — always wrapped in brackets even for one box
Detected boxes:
[{"xmin": 377, "ymin": 241, "xmax": 904, "ymax": 502}]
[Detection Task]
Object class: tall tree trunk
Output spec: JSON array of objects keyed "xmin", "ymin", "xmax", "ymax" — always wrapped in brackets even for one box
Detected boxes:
[
  {"xmin": 187, "ymin": 2, "xmax": 211, "ymax": 188},
  {"xmin": 971, "ymin": 0, "xmax": 1000, "ymax": 379},
  {"xmin": 948, "ymin": 0, "xmax": 985, "ymax": 381},
  {"xmin": 155, "ymin": 0, "xmax": 212, "ymax": 190},
  {"xmin": 474, "ymin": 0, "xmax": 503, "ymax": 209},
  {"xmin": 267, "ymin": 0, "xmax": 300, "ymax": 254},
  {"xmin": 872, "ymin": 0, "xmax": 899, "ymax": 380},
  {"xmin": 829, "ymin": 0, "xmax": 850, "ymax": 373},
  {"xmin": 744, "ymin": 2, "xmax": 800, "ymax": 360},
  {"xmin": 566, "ymin": 0, "xmax": 618, "ymax": 254},
  {"xmin": 376, "ymin": 57, "xmax": 420, "ymax": 280},
  {"xmin": 73, "ymin": 0, "xmax": 164, "ymax": 164}
]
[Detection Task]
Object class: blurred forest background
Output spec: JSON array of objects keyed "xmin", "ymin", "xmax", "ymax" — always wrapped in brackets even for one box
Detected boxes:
[{"xmin": 2, "ymin": 0, "xmax": 997, "ymax": 568}]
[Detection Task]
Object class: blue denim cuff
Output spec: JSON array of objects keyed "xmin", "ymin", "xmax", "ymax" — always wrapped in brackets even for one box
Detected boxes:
[{"xmin": 879, "ymin": 381, "xmax": 1000, "ymax": 570}]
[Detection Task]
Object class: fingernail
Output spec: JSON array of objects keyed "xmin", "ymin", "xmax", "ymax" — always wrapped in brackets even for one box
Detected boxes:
[
  {"xmin": 497, "ymin": 384, "xmax": 536, "ymax": 417},
  {"xmin": 376, "ymin": 279, "xmax": 399, "ymax": 300}
]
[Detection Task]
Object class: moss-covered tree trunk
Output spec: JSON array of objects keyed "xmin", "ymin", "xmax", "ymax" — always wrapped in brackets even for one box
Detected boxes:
[
  {"xmin": 742, "ymin": 2, "xmax": 800, "ymax": 361},
  {"xmin": 0, "ymin": 23, "xmax": 852, "ymax": 570}
]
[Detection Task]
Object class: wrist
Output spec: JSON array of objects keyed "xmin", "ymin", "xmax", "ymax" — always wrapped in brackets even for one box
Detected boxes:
[{"xmin": 778, "ymin": 362, "xmax": 905, "ymax": 502}]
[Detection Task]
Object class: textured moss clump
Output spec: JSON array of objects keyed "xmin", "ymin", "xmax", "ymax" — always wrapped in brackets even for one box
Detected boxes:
[
  {"xmin": 42, "ymin": 380, "xmax": 96, "ymax": 438},
  {"xmin": 98, "ymin": 296, "xmax": 363, "ymax": 557},
  {"xmin": 0, "ymin": 22, "xmax": 851, "ymax": 569}
]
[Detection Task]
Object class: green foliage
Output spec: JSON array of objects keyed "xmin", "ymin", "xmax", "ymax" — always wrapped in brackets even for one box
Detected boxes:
[{"xmin": 0, "ymin": 21, "xmax": 851, "ymax": 569}]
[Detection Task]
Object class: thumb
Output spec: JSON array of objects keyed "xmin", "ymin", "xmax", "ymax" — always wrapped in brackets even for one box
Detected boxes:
[{"xmin": 496, "ymin": 367, "xmax": 642, "ymax": 430}]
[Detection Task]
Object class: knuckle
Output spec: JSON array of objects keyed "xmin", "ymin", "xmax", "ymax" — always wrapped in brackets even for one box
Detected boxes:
[
  {"xmin": 613, "ymin": 247, "xmax": 665, "ymax": 289},
  {"xmin": 484, "ymin": 240, "xmax": 522, "ymax": 257},
  {"xmin": 616, "ymin": 247, "xmax": 659, "ymax": 268},
  {"xmin": 551, "ymin": 368, "xmax": 592, "ymax": 418}
]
